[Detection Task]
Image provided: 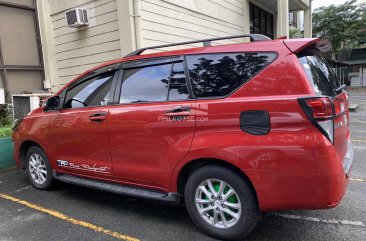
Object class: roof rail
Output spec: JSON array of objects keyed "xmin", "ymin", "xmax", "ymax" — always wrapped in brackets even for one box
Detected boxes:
[{"xmin": 124, "ymin": 34, "xmax": 271, "ymax": 57}]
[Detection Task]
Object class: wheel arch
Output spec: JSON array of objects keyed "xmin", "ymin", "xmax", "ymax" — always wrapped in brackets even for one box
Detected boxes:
[
  {"xmin": 176, "ymin": 158, "xmax": 258, "ymax": 203},
  {"xmin": 19, "ymin": 140, "xmax": 44, "ymax": 169}
]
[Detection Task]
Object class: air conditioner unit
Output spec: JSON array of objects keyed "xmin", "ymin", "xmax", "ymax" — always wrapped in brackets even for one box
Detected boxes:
[
  {"xmin": 65, "ymin": 8, "xmax": 89, "ymax": 28},
  {"xmin": 12, "ymin": 93, "xmax": 53, "ymax": 120}
]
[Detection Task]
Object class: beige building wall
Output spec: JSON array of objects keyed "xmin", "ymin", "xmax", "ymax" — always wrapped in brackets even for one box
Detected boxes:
[
  {"xmin": 37, "ymin": 0, "xmax": 311, "ymax": 93},
  {"xmin": 139, "ymin": 0, "xmax": 248, "ymax": 50},
  {"xmin": 39, "ymin": 0, "xmax": 120, "ymax": 91},
  {"xmin": 50, "ymin": 0, "xmax": 121, "ymax": 87},
  {"xmin": 38, "ymin": 0, "xmax": 124, "ymax": 91},
  {"xmin": 38, "ymin": 0, "xmax": 252, "ymax": 92}
]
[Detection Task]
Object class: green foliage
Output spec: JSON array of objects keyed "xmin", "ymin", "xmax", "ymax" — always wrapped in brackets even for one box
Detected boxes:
[
  {"xmin": 0, "ymin": 127, "xmax": 11, "ymax": 138},
  {"xmin": 289, "ymin": 28, "xmax": 303, "ymax": 39},
  {"xmin": 0, "ymin": 104, "xmax": 13, "ymax": 127},
  {"xmin": 312, "ymin": 0, "xmax": 366, "ymax": 52}
]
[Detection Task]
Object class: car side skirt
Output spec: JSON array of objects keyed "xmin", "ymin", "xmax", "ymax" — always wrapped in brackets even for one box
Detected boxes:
[{"xmin": 52, "ymin": 172, "xmax": 181, "ymax": 203}]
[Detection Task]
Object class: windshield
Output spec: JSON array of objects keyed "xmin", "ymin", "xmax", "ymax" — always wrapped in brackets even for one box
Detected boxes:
[{"xmin": 298, "ymin": 55, "xmax": 340, "ymax": 97}]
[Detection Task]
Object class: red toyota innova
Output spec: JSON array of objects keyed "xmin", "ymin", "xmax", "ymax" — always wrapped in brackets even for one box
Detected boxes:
[{"xmin": 12, "ymin": 35, "xmax": 354, "ymax": 240}]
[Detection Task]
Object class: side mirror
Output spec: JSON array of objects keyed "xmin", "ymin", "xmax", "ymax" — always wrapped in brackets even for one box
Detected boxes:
[{"xmin": 44, "ymin": 96, "xmax": 61, "ymax": 111}]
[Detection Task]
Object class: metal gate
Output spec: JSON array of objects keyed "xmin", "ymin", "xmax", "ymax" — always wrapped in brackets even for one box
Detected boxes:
[{"xmin": 0, "ymin": 0, "xmax": 44, "ymax": 102}]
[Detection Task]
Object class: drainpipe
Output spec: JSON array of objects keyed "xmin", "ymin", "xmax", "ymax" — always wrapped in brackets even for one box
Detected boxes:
[{"xmin": 132, "ymin": 0, "xmax": 142, "ymax": 49}]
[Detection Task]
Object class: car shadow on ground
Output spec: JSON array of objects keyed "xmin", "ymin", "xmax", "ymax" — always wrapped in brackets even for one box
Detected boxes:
[{"xmin": 48, "ymin": 179, "xmax": 335, "ymax": 241}]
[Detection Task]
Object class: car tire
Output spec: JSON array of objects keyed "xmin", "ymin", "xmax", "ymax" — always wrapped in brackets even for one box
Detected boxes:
[
  {"xmin": 26, "ymin": 146, "xmax": 54, "ymax": 190},
  {"xmin": 184, "ymin": 165, "xmax": 260, "ymax": 240}
]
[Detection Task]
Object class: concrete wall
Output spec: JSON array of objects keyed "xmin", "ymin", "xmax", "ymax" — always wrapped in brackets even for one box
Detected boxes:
[{"xmin": 0, "ymin": 1, "xmax": 44, "ymax": 96}]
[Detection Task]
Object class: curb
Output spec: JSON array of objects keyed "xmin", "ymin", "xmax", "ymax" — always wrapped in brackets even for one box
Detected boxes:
[{"xmin": 349, "ymin": 103, "xmax": 359, "ymax": 112}]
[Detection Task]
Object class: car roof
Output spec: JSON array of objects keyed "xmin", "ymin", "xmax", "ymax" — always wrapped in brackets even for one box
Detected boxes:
[
  {"xmin": 56, "ymin": 37, "xmax": 319, "ymax": 95},
  {"xmin": 100, "ymin": 37, "xmax": 319, "ymax": 66}
]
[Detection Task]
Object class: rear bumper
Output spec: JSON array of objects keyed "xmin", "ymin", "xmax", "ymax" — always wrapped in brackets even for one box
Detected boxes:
[
  {"xmin": 342, "ymin": 140, "xmax": 354, "ymax": 175},
  {"xmin": 323, "ymin": 140, "xmax": 354, "ymax": 208},
  {"xmin": 246, "ymin": 141, "xmax": 354, "ymax": 212}
]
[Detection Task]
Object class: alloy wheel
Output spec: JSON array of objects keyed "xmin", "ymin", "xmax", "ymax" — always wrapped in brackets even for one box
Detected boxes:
[
  {"xmin": 195, "ymin": 178, "xmax": 242, "ymax": 229},
  {"xmin": 28, "ymin": 153, "xmax": 47, "ymax": 185}
]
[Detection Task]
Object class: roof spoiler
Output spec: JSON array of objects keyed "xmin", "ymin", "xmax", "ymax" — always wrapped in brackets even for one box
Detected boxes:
[{"xmin": 283, "ymin": 38, "xmax": 320, "ymax": 53}]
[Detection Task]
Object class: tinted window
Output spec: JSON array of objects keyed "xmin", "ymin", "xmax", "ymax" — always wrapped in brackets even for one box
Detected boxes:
[
  {"xmin": 64, "ymin": 73, "xmax": 114, "ymax": 108},
  {"xmin": 299, "ymin": 55, "xmax": 340, "ymax": 96},
  {"xmin": 186, "ymin": 53, "xmax": 276, "ymax": 98},
  {"xmin": 120, "ymin": 64, "xmax": 170, "ymax": 103},
  {"xmin": 168, "ymin": 62, "xmax": 189, "ymax": 101}
]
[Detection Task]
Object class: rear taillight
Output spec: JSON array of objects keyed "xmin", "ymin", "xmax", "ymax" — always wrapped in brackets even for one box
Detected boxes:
[
  {"xmin": 334, "ymin": 93, "xmax": 347, "ymax": 116},
  {"xmin": 305, "ymin": 98, "xmax": 333, "ymax": 119},
  {"xmin": 298, "ymin": 97, "xmax": 335, "ymax": 143}
]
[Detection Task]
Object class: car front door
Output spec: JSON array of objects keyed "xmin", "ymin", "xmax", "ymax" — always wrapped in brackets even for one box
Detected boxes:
[
  {"xmin": 49, "ymin": 64, "xmax": 120, "ymax": 178},
  {"xmin": 108, "ymin": 57, "xmax": 196, "ymax": 189}
]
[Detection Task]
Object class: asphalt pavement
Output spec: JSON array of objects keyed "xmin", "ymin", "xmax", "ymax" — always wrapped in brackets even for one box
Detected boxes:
[{"xmin": 0, "ymin": 88, "xmax": 365, "ymax": 241}]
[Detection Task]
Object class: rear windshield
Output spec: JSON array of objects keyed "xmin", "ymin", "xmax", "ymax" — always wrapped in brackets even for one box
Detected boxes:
[{"xmin": 298, "ymin": 55, "xmax": 340, "ymax": 97}]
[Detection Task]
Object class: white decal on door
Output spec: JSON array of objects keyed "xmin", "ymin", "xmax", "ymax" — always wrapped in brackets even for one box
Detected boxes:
[{"xmin": 56, "ymin": 160, "xmax": 110, "ymax": 174}]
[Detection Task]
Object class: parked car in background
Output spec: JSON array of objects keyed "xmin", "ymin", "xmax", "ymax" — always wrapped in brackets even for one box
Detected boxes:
[{"xmin": 12, "ymin": 34, "xmax": 353, "ymax": 240}]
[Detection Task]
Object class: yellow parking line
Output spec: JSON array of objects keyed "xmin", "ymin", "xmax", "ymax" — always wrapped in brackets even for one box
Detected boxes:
[
  {"xmin": 352, "ymin": 139, "xmax": 366, "ymax": 143},
  {"xmin": 0, "ymin": 193, "xmax": 139, "ymax": 241},
  {"xmin": 350, "ymin": 178, "xmax": 365, "ymax": 182}
]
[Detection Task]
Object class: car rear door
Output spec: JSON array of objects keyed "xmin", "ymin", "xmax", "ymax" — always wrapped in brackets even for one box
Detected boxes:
[
  {"xmin": 49, "ymin": 64, "xmax": 120, "ymax": 178},
  {"xmin": 108, "ymin": 57, "xmax": 196, "ymax": 189}
]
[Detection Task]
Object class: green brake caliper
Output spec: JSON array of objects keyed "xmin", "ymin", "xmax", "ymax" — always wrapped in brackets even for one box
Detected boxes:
[
  {"xmin": 207, "ymin": 183, "xmax": 238, "ymax": 203},
  {"xmin": 223, "ymin": 185, "xmax": 237, "ymax": 203}
]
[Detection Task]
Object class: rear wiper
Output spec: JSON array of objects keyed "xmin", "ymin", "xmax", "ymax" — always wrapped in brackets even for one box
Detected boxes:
[{"xmin": 333, "ymin": 84, "xmax": 346, "ymax": 93}]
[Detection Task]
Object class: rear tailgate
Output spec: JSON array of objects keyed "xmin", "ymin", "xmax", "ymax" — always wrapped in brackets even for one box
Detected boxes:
[
  {"xmin": 298, "ymin": 53, "xmax": 350, "ymax": 167},
  {"xmin": 333, "ymin": 92, "xmax": 350, "ymax": 156}
]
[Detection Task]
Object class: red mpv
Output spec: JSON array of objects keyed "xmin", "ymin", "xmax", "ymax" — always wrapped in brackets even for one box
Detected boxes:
[{"xmin": 13, "ymin": 35, "xmax": 354, "ymax": 240}]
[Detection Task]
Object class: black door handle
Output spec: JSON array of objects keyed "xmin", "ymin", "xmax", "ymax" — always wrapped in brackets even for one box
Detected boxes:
[{"xmin": 166, "ymin": 106, "xmax": 191, "ymax": 113}]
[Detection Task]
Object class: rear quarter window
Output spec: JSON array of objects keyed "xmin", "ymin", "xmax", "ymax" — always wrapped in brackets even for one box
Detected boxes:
[
  {"xmin": 186, "ymin": 52, "xmax": 277, "ymax": 98},
  {"xmin": 298, "ymin": 55, "xmax": 340, "ymax": 97}
]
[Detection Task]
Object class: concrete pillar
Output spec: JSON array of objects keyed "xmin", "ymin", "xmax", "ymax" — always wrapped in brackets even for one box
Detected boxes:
[
  {"xmin": 276, "ymin": 0, "xmax": 289, "ymax": 38},
  {"xmin": 303, "ymin": 0, "xmax": 312, "ymax": 37},
  {"xmin": 36, "ymin": 0, "xmax": 58, "ymax": 92},
  {"xmin": 296, "ymin": 11, "xmax": 303, "ymax": 30},
  {"xmin": 242, "ymin": 0, "xmax": 250, "ymax": 34},
  {"xmin": 116, "ymin": 0, "xmax": 138, "ymax": 56}
]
